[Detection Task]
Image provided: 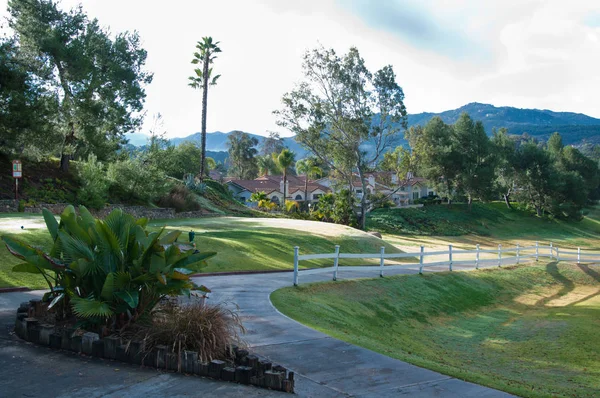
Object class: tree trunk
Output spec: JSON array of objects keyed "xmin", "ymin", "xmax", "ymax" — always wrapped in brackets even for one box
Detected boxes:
[
  {"xmin": 199, "ymin": 52, "xmax": 210, "ymax": 181},
  {"xmin": 283, "ymin": 171, "xmax": 287, "ymax": 208},
  {"xmin": 304, "ymin": 174, "xmax": 309, "ymax": 211},
  {"xmin": 357, "ymin": 166, "xmax": 368, "ymax": 230},
  {"xmin": 536, "ymin": 206, "xmax": 542, "ymax": 217},
  {"xmin": 503, "ymin": 192, "xmax": 512, "ymax": 209},
  {"xmin": 468, "ymin": 196, "xmax": 472, "ymax": 212},
  {"xmin": 60, "ymin": 123, "xmax": 76, "ymax": 173}
]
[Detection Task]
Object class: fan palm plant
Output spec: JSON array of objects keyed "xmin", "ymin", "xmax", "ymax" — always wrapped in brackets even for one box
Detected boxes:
[{"xmin": 2, "ymin": 206, "xmax": 215, "ymax": 330}]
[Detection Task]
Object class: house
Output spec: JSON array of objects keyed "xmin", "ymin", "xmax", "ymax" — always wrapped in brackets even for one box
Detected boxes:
[{"xmin": 226, "ymin": 174, "xmax": 331, "ymax": 206}]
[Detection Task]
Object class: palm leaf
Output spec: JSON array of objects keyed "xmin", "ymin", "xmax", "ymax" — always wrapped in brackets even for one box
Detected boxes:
[
  {"xmin": 71, "ymin": 297, "xmax": 113, "ymax": 318},
  {"xmin": 42, "ymin": 209, "xmax": 59, "ymax": 241},
  {"xmin": 58, "ymin": 230, "xmax": 94, "ymax": 263},
  {"xmin": 12, "ymin": 262, "xmax": 42, "ymax": 274},
  {"xmin": 171, "ymin": 251, "xmax": 217, "ymax": 270},
  {"xmin": 159, "ymin": 230, "xmax": 181, "ymax": 245},
  {"xmin": 48, "ymin": 293, "xmax": 65, "ymax": 309},
  {"xmin": 115, "ymin": 290, "xmax": 139, "ymax": 309},
  {"xmin": 101, "ymin": 273, "xmax": 115, "ymax": 300}
]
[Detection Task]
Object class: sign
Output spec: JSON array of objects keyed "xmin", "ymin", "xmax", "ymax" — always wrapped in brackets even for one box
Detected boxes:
[{"xmin": 12, "ymin": 160, "xmax": 22, "ymax": 178}]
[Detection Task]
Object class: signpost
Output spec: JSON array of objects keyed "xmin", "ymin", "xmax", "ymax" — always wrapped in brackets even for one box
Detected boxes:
[{"xmin": 12, "ymin": 160, "xmax": 22, "ymax": 200}]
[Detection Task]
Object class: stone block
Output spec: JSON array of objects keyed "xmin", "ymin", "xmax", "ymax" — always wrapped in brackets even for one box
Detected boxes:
[
  {"xmin": 14, "ymin": 317, "xmax": 26, "ymax": 339},
  {"xmin": 155, "ymin": 345, "xmax": 167, "ymax": 369},
  {"xmin": 235, "ymin": 366, "xmax": 252, "ymax": 385},
  {"xmin": 282, "ymin": 379, "xmax": 293, "ymax": 393},
  {"xmin": 61, "ymin": 328, "xmax": 76, "ymax": 350},
  {"xmin": 196, "ymin": 361, "xmax": 209, "ymax": 376},
  {"xmin": 92, "ymin": 340, "xmax": 104, "ymax": 357},
  {"xmin": 82, "ymin": 332, "xmax": 99, "ymax": 356},
  {"xmin": 38, "ymin": 324, "xmax": 54, "ymax": 346},
  {"xmin": 166, "ymin": 352, "xmax": 179, "ymax": 372},
  {"xmin": 23, "ymin": 318, "xmax": 39, "ymax": 342},
  {"xmin": 221, "ymin": 367, "xmax": 235, "ymax": 382},
  {"xmin": 16, "ymin": 312, "xmax": 27, "ymax": 321},
  {"xmin": 264, "ymin": 370, "xmax": 283, "ymax": 390},
  {"xmin": 208, "ymin": 359, "xmax": 226, "ymax": 379},
  {"xmin": 49, "ymin": 332, "xmax": 62, "ymax": 349},
  {"xmin": 70, "ymin": 335, "xmax": 83, "ymax": 353},
  {"xmin": 235, "ymin": 349, "xmax": 249, "ymax": 362},
  {"xmin": 116, "ymin": 345, "xmax": 129, "ymax": 363},
  {"xmin": 129, "ymin": 340, "xmax": 144, "ymax": 365},
  {"xmin": 142, "ymin": 350, "xmax": 156, "ymax": 367},
  {"xmin": 257, "ymin": 359, "xmax": 272, "ymax": 377},
  {"xmin": 246, "ymin": 354, "xmax": 258, "ymax": 369},
  {"xmin": 28, "ymin": 326, "xmax": 40, "ymax": 344},
  {"xmin": 183, "ymin": 351, "xmax": 197, "ymax": 374},
  {"xmin": 250, "ymin": 376, "xmax": 264, "ymax": 387},
  {"xmin": 18, "ymin": 302, "xmax": 30, "ymax": 313},
  {"xmin": 272, "ymin": 364, "xmax": 287, "ymax": 374},
  {"xmin": 103, "ymin": 335, "xmax": 121, "ymax": 359}
]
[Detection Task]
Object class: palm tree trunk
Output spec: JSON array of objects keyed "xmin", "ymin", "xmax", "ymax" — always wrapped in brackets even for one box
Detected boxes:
[
  {"xmin": 199, "ymin": 52, "xmax": 209, "ymax": 181},
  {"xmin": 283, "ymin": 171, "xmax": 287, "ymax": 207},
  {"xmin": 304, "ymin": 174, "xmax": 309, "ymax": 210}
]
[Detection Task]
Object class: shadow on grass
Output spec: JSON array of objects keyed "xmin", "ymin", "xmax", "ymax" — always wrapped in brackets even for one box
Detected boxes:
[{"xmin": 535, "ymin": 262, "xmax": 575, "ymax": 307}]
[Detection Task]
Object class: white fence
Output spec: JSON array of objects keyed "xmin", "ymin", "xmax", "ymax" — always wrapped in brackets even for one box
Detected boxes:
[{"xmin": 292, "ymin": 242, "xmax": 600, "ymax": 286}]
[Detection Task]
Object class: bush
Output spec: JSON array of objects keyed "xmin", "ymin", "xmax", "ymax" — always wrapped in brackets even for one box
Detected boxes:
[
  {"xmin": 285, "ymin": 200, "xmax": 300, "ymax": 213},
  {"xmin": 2, "ymin": 206, "xmax": 216, "ymax": 333},
  {"xmin": 107, "ymin": 158, "xmax": 171, "ymax": 204},
  {"xmin": 333, "ymin": 189, "xmax": 358, "ymax": 227},
  {"xmin": 157, "ymin": 185, "xmax": 201, "ymax": 213},
  {"xmin": 77, "ymin": 154, "xmax": 109, "ymax": 209},
  {"xmin": 128, "ymin": 299, "xmax": 245, "ymax": 363}
]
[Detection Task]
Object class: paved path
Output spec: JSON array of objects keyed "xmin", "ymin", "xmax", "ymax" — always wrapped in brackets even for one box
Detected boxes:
[
  {"xmin": 192, "ymin": 264, "xmax": 514, "ymax": 397},
  {"xmin": 0, "ymin": 264, "xmax": 514, "ymax": 397}
]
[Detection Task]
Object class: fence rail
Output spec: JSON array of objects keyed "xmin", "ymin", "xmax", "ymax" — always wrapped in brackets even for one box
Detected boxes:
[{"xmin": 292, "ymin": 242, "xmax": 600, "ymax": 286}]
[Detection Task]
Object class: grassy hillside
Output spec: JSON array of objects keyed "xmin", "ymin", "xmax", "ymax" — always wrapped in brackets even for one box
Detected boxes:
[
  {"xmin": 0, "ymin": 215, "xmax": 403, "ymax": 289},
  {"xmin": 367, "ymin": 203, "xmax": 600, "ymax": 248},
  {"xmin": 272, "ymin": 263, "xmax": 600, "ymax": 398}
]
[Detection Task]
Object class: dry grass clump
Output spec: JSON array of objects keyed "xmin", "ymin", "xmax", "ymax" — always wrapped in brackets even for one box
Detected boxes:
[{"xmin": 126, "ymin": 299, "xmax": 246, "ymax": 363}]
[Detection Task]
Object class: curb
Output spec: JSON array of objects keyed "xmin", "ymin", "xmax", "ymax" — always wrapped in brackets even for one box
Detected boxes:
[
  {"xmin": 0, "ymin": 287, "xmax": 31, "ymax": 294},
  {"xmin": 192, "ymin": 269, "xmax": 293, "ymax": 277}
]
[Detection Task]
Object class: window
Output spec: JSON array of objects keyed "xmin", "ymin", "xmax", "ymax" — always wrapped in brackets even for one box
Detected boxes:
[
  {"xmin": 295, "ymin": 195, "xmax": 302, "ymax": 200},
  {"xmin": 413, "ymin": 192, "xmax": 419, "ymax": 200},
  {"xmin": 313, "ymin": 193, "xmax": 322, "ymax": 200},
  {"xmin": 271, "ymin": 196, "xmax": 280, "ymax": 204},
  {"xmin": 356, "ymin": 190, "xmax": 363, "ymax": 194},
  {"xmin": 400, "ymin": 186, "xmax": 405, "ymax": 191}
]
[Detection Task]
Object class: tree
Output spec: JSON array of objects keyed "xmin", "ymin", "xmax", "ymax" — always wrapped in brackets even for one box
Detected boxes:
[
  {"xmin": 260, "ymin": 131, "xmax": 285, "ymax": 156},
  {"xmin": 453, "ymin": 114, "xmax": 495, "ymax": 211},
  {"xmin": 491, "ymin": 128, "xmax": 518, "ymax": 209},
  {"xmin": 0, "ymin": 37, "xmax": 58, "ymax": 156},
  {"xmin": 295, "ymin": 157, "xmax": 322, "ymax": 209},
  {"xmin": 547, "ymin": 132, "xmax": 564, "ymax": 159},
  {"xmin": 407, "ymin": 117, "xmax": 461, "ymax": 205},
  {"xmin": 8, "ymin": 0, "xmax": 153, "ymax": 172},
  {"xmin": 227, "ymin": 131, "xmax": 258, "ymax": 179},
  {"xmin": 256, "ymin": 155, "xmax": 278, "ymax": 176},
  {"xmin": 189, "ymin": 36, "xmax": 221, "ymax": 180},
  {"xmin": 274, "ymin": 149, "xmax": 296, "ymax": 203},
  {"xmin": 275, "ymin": 46, "xmax": 407, "ymax": 229}
]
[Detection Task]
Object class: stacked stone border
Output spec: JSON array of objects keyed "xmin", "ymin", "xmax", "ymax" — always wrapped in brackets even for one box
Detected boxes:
[{"xmin": 14, "ymin": 299, "xmax": 294, "ymax": 393}]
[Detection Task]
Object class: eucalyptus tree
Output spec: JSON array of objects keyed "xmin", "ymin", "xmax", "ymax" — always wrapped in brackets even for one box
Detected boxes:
[
  {"xmin": 189, "ymin": 37, "xmax": 221, "ymax": 180},
  {"xmin": 227, "ymin": 131, "xmax": 258, "ymax": 179},
  {"xmin": 8, "ymin": 0, "xmax": 152, "ymax": 172},
  {"xmin": 274, "ymin": 149, "xmax": 296, "ymax": 203},
  {"xmin": 275, "ymin": 46, "xmax": 407, "ymax": 229}
]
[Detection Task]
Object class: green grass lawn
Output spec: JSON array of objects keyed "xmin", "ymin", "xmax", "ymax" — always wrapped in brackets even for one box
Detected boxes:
[
  {"xmin": 0, "ymin": 214, "xmax": 405, "ymax": 289},
  {"xmin": 368, "ymin": 202, "xmax": 600, "ymax": 249},
  {"xmin": 271, "ymin": 263, "xmax": 600, "ymax": 398}
]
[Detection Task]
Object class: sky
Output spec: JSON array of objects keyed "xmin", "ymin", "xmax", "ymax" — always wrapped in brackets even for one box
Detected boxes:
[{"xmin": 1, "ymin": 0, "xmax": 599, "ymax": 138}]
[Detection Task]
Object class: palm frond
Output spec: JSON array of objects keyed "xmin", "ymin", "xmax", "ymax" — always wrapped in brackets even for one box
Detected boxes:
[{"xmin": 71, "ymin": 297, "xmax": 113, "ymax": 318}]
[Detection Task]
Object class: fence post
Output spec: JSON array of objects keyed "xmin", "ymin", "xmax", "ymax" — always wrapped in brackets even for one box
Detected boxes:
[
  {"xmin": 556, "ymin": 247, "xmax": 560, "ymax": 262},
  {"xmin": 293, "ymin": 246, "xmax": 299, "ymax": 286},
  {"xmin": 578, "ymin": 247, "xmax": 581, "ymax": 265},
  {"xmin": 550, "ymin": 242, "xmax": 554, "ymax": 260},
  {"xmin": 516, "ymin": 244, "xmax": 520, "ymax": 265},
  {"xmin": 419, "ymin": 245, "xmax": 424, "ymax": 274},
  {"xmin": 333, "ymin": 245, "xmax": 340, "ymax": 281},
  {"xmin": 379, "ymin": 246, "xmax": 385, "ymax": 277},
  {"xmin": 498, "ymin": 244, "xmax": 502, "ymax": 267},
  {"xmin": 476, "ymin": 244, "xmax": 480, "ymax": 269},
  {"xmin": 535, "ymin": 241, "xmax": 539, "ymax": 262},
  {"xmin": 448, "ymin": 244, "xmax": 453, "ymax": 271}
]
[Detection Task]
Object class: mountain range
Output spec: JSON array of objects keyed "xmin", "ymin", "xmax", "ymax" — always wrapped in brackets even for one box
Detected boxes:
[{"xmin": 126, "ymin": 103, "xmax": 600, "ymax": 159}]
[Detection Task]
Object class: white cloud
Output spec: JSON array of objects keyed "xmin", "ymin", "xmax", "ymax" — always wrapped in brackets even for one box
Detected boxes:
[{"xmin": 0, "ymin": 0, "xmax": 599, "ymax": 139}]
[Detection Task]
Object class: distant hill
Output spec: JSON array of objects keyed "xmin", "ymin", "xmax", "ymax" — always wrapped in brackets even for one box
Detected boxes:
[
  {"xmin": 125, "ymin": 104, "xmax": 600, "ymax": 160},
  {"xmin": 407, "ymin": 103, "xmax": 600, "ymax": 144}
]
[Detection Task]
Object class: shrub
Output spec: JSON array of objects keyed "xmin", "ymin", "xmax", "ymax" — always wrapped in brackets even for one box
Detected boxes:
[
  {"xmin": 77, "ymin": 154, "xmax": 109, "ymax": 209},
  {"xmin": 107, "ymin": 158, "xmax": 171, "ymax": 204},
  {"xmin": 2, "ymin": 206, "xmax": 216, "ymax": 332},
  {"xmin": 333, "ymin": 189, "xmax": 358, "ymax": 227},
  {"xmin": 285, "ymin": 200, "xmax": 300, "ymax": 213},
  {"xmin": 127, "ymin": 299, "xmax": 245, "ymax": 363},
  {"xmin": 157, "ymin": 185, "xmax": 201, "ymax": 212}
]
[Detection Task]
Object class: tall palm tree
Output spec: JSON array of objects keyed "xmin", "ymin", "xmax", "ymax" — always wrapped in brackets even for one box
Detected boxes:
[
  {"xmin": 189, "ymin": 37, "xmax": 221, "ymax": 180},
  {"xmin": 296, "ymin": 158, "xmax": 322, "ymax": 207},
  {"xmin": 275, "ymin": 149, "xmax": 295, "ymax": 204}
]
